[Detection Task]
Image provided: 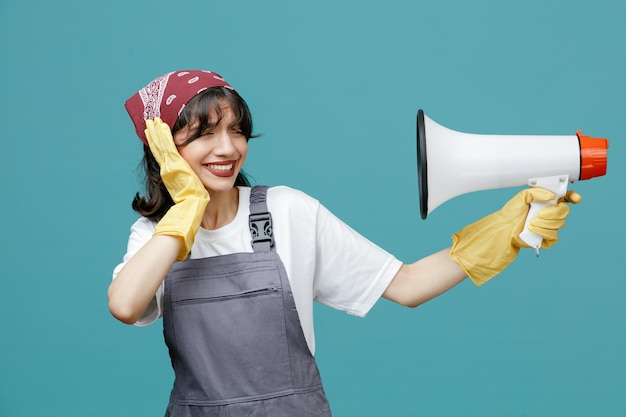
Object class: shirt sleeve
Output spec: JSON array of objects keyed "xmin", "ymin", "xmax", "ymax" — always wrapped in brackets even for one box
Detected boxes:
[
  {"xmin": 312, "ymin": 203, "xmax": 403, "ymax": 317},
  {"xmin": 111, "ymin": 217, "xmax": 163, "ymax": 327}
]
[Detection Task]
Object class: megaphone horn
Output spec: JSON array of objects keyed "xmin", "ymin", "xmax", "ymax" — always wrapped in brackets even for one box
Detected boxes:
[{"xmin": 416, "ymin": 109, "xmax": 609, "ymax": 250}]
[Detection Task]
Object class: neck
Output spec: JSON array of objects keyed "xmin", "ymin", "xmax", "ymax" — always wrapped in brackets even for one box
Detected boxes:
[{"xmin": 201, "ymin": 187, "xmax": 239, "ymax": 230}]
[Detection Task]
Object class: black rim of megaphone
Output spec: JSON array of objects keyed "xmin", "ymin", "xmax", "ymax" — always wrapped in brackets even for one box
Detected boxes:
[{"xmin": 416, "ymin": 109, "xmax": 428, "ymax": 219}]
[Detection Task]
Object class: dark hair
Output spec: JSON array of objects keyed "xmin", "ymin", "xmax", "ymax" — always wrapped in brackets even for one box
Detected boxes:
[{"xmin": 132, "ymin": 87, "xmax": 257, "ymax": 221}]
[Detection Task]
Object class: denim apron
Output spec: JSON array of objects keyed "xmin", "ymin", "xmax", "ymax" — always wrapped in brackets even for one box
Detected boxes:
[{"xmin": 162, "ymin": 186, "xmax": 332, "ymax": 417}]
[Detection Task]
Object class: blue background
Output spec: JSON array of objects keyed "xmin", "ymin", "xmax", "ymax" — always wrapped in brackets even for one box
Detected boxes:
[{"xmin": 1, "ymin": 0, "xmax": 624, "ymax": 416}]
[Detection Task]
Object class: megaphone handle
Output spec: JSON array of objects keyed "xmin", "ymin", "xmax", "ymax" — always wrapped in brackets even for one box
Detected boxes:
[{"xmin": 518, "ymin": 175, "xmax": 569, "ymax": 255}]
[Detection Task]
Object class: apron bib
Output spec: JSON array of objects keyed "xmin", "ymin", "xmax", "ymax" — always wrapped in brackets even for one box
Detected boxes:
[{"xmin": 162, "ymin": 186, "xmax": 332, "ymax": 417}]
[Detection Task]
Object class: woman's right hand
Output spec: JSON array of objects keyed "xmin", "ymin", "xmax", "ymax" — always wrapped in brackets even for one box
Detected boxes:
[
  {"xmin": 145, "ymin": 117, "xmax": 209, "ymax": 204},
  {"xmin": 145, "ymin": 118, "xmax": 210, "ymax": 260}
]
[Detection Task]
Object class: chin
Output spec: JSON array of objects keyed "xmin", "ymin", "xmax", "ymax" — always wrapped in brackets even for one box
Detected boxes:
[{"xmin": 204, "ymin": 180, "xmax": 239, "ymax": 195}]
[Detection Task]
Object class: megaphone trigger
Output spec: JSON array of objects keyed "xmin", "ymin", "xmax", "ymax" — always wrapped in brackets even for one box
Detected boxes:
[{"xmin": 518, "ymin": 175, "xmax": 570, "ymax": 256}]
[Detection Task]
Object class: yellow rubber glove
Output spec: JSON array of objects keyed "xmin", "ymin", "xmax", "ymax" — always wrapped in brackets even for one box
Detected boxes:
[
  {"xmin": 145, "ymin": 118, "xmax": 210, "ymax": 261},
  {"xmin": 450, "ymin": 188, "xmax": 581, "ymax": 286}
]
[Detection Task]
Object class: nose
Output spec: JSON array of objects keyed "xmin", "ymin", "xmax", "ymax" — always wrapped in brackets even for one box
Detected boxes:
[{"xmin": 213, "ymin": 131, "xmax": 237, "ymax": 156}]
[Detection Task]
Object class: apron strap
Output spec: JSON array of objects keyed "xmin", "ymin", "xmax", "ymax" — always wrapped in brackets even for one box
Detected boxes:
[{"xmin": 249, "ymin": 185, "xmax": 274, "ymax": 253}]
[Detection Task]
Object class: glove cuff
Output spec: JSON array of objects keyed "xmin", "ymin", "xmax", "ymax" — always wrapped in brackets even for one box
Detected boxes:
[
  {"xmin": 450, "ymin": 234, "xmax": 491, "ymax": 286},
  {"xmin": 153, "ymin": 196, "xmax": 209, "ymax": 261},
  {"xmin": 450, "ymin": 221, "xmax": 520, "ymax": 286}
]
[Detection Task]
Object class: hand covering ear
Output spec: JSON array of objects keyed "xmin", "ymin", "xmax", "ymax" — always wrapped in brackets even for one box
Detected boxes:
[{"xmin": 145, "ymin": 118, "xmax": 210, "ymax": 261}]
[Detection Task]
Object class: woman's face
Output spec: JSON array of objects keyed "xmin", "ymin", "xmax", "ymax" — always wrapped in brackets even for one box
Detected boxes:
[{"xmin": 173, "ymin": 101, "xmax": 248, "ymax": 196}]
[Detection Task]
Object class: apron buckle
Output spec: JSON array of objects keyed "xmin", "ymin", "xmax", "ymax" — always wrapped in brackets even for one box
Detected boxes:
[{"xmin": 249, "ymin": 212, "xmax": 274, "ymax": 248}]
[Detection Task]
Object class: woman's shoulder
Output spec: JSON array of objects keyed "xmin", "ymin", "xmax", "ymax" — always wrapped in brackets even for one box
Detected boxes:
[
  {"xmin": 130, "ymin": 216, "xmax": 157, "ymax": 231},
  {"xmin": 127, "ymin": 216, "xmax": 157, "ymax": 243},
  {"xmin": 266, "ymin": 185, "xmax": 320, "ymax": 209},
  {"xmin": 267, "ymin": 185, "xmax": 317, "ymax": 201}
]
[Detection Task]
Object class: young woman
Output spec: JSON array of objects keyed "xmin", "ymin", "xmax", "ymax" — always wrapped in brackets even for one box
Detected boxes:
[{"xmin": 108, "ymin": 69, "xmax": 579, "ymax": 416}]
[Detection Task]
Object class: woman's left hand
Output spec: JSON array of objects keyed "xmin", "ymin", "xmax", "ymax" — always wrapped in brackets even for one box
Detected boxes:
[{"xmin": 450, "ymin": 188, "xmax": 581, "ymax": 286}]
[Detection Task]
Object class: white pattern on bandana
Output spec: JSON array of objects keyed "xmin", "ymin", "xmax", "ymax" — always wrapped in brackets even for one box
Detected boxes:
[{"xmin": 139, "ymin": 72, "xmax": 173, "ymax": 120}]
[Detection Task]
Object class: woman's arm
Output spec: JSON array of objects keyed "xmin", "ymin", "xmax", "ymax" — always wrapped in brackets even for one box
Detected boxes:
[
  {"xmin": 107, "ymin": 235, "xmax": 182, "ymax": 324},
  {"xmin": 382, "ymin": 188, "xmax": 580, "ymax": 308},
  {"xmin": 108, "ymin": 119, "xmax": 209, "ymax": 325},
  {"xmin": 382, "ymin": 247, "xmax": 466, "ymax": 308}
]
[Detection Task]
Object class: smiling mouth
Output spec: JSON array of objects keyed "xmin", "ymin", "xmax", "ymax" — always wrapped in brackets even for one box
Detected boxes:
[
  {"xmin": 204, "ymin": 161, "xmax": 236, "ymax": 177},
  {"xmin": 207, "ymin": 163, "xmax": 233, "ymax": 171}
]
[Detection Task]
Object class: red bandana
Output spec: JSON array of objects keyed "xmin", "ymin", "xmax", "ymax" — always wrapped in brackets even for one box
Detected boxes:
[{"xmin": 125, "ymin": 70, "xmax": 236, "ymax": 145}]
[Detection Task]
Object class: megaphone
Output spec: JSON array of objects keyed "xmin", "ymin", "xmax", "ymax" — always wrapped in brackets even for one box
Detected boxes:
[{"xmin": 416, "ymin": 109, "xmax": 609, "ymax": 250}]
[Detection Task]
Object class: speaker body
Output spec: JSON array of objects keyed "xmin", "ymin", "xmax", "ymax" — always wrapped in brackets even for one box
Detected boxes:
[{"xmin": 416, "ymin": 109, "xmax": 608, "ymax": 219}]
